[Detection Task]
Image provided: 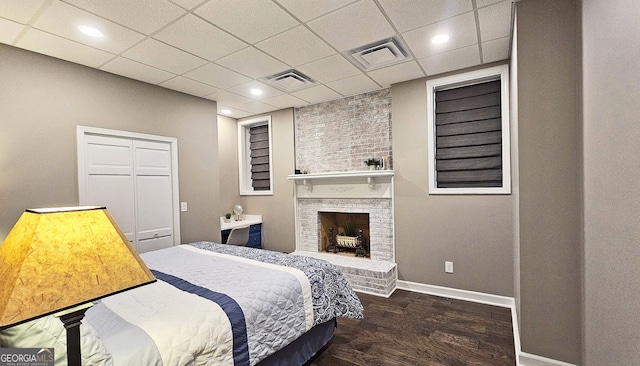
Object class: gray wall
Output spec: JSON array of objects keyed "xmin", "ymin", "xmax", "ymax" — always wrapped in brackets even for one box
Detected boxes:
[
  {"xmin": 0, "ymin": 45, "xmax": 220, "ymax": 244},
  {"xmin": 391, "ymin": 77, "xmax": 515, "ymax": 297},
  {"xmin": 217, "ymin": 114, "xmax": 241, "ymax": 219},
  {"xmin": 516, "ymin": 0, "xmax": 581, "ymax": 363},
  {"xmin": 234, "ymin": 109, "xmax": 296, "ymax": 253},
  {"xmin": 582, "ymin": 0, "xmax": 640, "ymax": 364}
]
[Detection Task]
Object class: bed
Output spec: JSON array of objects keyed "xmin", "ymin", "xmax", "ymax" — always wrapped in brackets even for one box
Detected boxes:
[{"xmin": 0, "ymin": 243, "xmax": 364, "ymax": 366}]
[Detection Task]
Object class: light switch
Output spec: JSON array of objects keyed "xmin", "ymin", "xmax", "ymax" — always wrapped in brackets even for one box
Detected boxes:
[{"xmin": 180, "ymin": 202, "xmax": 188, "ymax": 212}]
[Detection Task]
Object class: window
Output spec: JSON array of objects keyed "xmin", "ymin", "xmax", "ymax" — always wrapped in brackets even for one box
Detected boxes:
[
  {"xmin": 238, "ymin": 116, "xmax": 273, "ymax": 195},
  {"xmin": 426, "ymin": 65, "xmax": 511, "ymax": 194}
]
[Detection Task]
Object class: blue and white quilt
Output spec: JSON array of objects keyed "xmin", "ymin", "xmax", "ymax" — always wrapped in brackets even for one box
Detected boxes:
[{"xmin": 83, "ymin": 243, "xmax": 363, "ymax": 366}]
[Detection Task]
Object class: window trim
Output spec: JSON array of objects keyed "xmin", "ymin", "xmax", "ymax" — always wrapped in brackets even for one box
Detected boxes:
[
  {"xmin": 238, "ymin": 116, "xmax": 273, "ymax": 196},
  {"xmin": 426, "ymin": 64, "xmax": 511, "ymax": 195}
]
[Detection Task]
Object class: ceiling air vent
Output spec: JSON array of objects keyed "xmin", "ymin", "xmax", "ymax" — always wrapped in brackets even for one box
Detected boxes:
[
  {"xmin": 261, "ymin": 69, "xmax": 316, "ymax": 92},
  {"xmin": 344, "ymin": 36, "xmax": 411, "ymax": 71}
]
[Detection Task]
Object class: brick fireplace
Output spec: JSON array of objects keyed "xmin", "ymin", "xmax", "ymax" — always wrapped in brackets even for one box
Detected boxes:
[
  {"xmin": 288, "ymin": 171, "xmax": 397, "ymax": 296},
  {"xmin": 290, "ymin": 89, "xmax": 395, "ymax": 296}
]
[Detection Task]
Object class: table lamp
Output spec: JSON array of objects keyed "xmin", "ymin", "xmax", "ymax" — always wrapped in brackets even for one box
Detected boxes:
[{"xmin": 0, "ymin": 206, "xmax": 156, "ymax": 366}]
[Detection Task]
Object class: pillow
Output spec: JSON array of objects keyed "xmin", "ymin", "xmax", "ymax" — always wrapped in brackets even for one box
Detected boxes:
[{"xmin": 0, "ymin": 314, "xmax": 113, "ymax": 366}]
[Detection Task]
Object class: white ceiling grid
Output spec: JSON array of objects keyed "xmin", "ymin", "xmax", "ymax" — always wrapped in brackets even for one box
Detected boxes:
[{"xmin": 0, "ymin": 0, "xmax": 513, "ymax": 118}]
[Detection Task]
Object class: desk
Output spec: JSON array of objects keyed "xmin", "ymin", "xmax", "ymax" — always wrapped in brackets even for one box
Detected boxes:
[{"xmin": 220, "ymin": 214, "xmax": 262, "ymax": 249}]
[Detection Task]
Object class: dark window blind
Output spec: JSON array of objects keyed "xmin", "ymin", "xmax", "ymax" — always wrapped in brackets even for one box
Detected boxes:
[
  {"xmin": 249, "ymin": 125, "xmax": 270, "ymax": 190},
  {"xmin": 434, "ymin": 79, "xmax": 503, "ymax": 188}
]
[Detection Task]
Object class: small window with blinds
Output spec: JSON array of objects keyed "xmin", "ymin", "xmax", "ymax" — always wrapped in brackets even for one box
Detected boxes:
[
  {"xmin": 249, "ymin": 125, "xmax": 270, "ymax": 191},
  {"xmin": 238, "ymin": 116, "xmax": 273, "ymax": 195},
  {"xmin": 426, "ymin": 65, "xmax": 511, "ymax": 194}
]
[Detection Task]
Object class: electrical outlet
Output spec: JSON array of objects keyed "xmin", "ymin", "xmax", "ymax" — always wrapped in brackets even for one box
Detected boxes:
[
  {"xmin": 445, "ymin": 261, "xmax": 454, "ymax": 274},
  {"xmin": 180, "ymin": 202, "xmax": 188, "ymax": 212}
]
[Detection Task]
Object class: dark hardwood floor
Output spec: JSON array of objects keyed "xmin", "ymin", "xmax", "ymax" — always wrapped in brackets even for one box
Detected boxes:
[{"xmin": 309, "ymin": 290, "xmax": 515, "ymax": 366}]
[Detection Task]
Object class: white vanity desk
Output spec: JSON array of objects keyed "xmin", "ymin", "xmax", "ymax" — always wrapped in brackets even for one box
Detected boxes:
[{"xmin": 220, "ymin": 214, "xmax": 262, "ymax": 248}]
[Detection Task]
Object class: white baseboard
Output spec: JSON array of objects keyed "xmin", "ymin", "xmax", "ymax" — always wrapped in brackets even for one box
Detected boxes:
[
  {"xmin": 395, "ymin": 280, "xmax": 578, "ymax": 366},
  {"xmin": 519, "ymin": 352, "xmax": 578, "ymax": 366},
  {"xmin": 396, "ymin": 280, "xmax": 514, "ymax": 308}
]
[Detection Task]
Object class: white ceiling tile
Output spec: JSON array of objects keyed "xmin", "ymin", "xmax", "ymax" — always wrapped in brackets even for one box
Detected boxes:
[
  {"xmin": 378, "ymin": 0, "xmax": 472, "ymax": 32},
  {"xmin": 367, "ymin": 61, "xmax": 425, "ymax": 87},
  {"xmin": 63, "ymin": 0, "xmax": 185, "ymax": 34},
  {"xmin": 160, "ymin": 76, "xmax": 220, "ymax": 96},
  {"xmin": 169, "ymin": 0, "xmax": 205, "ymax": 10},
  {"xmin": 291, "ymin": 84, "xmax": 342, "ymax": 104},
  {"xmin": 297, "ymin": 54, "xmax": 361, "ymax": 83},
  {"xmin": 123, "ymin": 38, "xmax": 207, "ymax": 74},
  {"xmin": 402, "ymin": 12, "xmax": 478, "ymax": 59},
  {"xmin": 476, "ymin": 0, "xmax": 507, "ymax": 8},
  {"xmin": 274, "ymin": 0, "xmax": 357, "ymax": 22},
  {"xmin": 0, "ymin": 18, "xmax": 25, "ymax": 44},
  {"xmin": 478, "ymin": 1, "xmax": 512, "ymax": 42},
  {"xmin": 231, "ymin": 111, "xmax": 253, "ymax": 119},
  {"xmin": 262, "ymin": 93, "xmax": 309, "ymax": 109},
  {"xmin": 325, "ymin": 74, "xmax": 380, "ymax": 96},
  {"xmin": 17, "ymin": 28, "xmax": 114, "ymax": 68},
  {"xmin": 419, "ymin": 45, "xmax": 481, "ymax": 76},
  {"xmin": 226, "ymin": 80, "xmax": 284, "ymax": 100},
  {"xmin": 240, "ymin": 101, "xmax": 278, "ymax": 114},
  {"xmin": 0, "ymin": 0, "xmax": 46, "ymax": 24},
  {"xmin": 308, "ymin": 1, "xmax": 395, "ymax": 52},
  {"xmin": 154, "ymin": 14, "xmax": 247, "ymax": 61},
  {"xmin": 211, "ymin": 90, "xmax": 255, "ymax": 109},
  {"xmin": 100, "ymin": 57, "xmax": 175, "ymax": 85},
  {"xmin": 184, "ymin": 62, "xmax": 251, "ymax": 89},
  {"xmin": 215, "ymin": 104, "xmax": 251, "ymax": 118},
  {"xmin": 216, "ymin": 47, "xmax": 288, "ymax": 79},
  {"xmin": 482, "ymin": 36, "xmax": 510, "ymax": 63},
  {"xmin": 194, "ymin": 0, "xmax": 298, "ymax": 44},
  {"xmin": 32, "ymin": 1, "xmax": 145, "ymax": 54},
  {"xmin": 256, "ymin": 26, "xmax": 334, "ymax": 67}
]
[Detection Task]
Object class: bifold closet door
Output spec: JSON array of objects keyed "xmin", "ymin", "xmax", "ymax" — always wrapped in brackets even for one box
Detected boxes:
[
  {"xmin": 80, "ymin": 134, "xmax": 175, "ymax": 253},
  {"xmin": 134, "ymin": 140, "xmax": 174, "ymax": 253},
  {"xmin": 83, "ymin": 135, "xmax": 136, "ymax": 243}
]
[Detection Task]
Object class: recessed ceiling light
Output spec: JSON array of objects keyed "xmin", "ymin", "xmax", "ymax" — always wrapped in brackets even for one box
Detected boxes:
[
  {"xmin": 221, "ymin": 109, "xmax": 231, "ymax": 115},
  {"xmin": 250, "ymin": 88, "xmax": 263, "ymax": 96},
  {"xmin": 431, "ymin": 34, "xmax": 449, "ymax": 44},
  {"xmin": 78, "ymin": 25, "xmax": 104, "ymax": 38}
]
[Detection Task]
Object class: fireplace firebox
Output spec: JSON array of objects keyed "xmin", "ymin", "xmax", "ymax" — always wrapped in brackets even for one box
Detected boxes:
[{"xmin": 319, "ymin": 212, "xmax": 370, "ymax": 258}]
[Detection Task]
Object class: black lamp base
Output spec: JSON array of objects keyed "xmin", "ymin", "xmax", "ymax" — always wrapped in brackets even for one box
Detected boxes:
[{"xmin": 56, "ymin": 303, "xmax": 93, "ymax": 366}]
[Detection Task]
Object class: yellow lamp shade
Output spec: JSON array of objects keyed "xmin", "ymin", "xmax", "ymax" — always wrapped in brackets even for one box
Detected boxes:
[{"xmin": 0, "ymin": 206, "xmax": 156, "ymax": 327}]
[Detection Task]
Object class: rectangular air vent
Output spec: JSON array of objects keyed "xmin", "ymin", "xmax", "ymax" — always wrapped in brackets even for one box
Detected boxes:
[
  {"xmin": 344, "ymin": 36, "xmax": 411, "ymax": 71},
  {"xmin": 261, "ymin": 69, "xmax": 316, "ymax": 92}
]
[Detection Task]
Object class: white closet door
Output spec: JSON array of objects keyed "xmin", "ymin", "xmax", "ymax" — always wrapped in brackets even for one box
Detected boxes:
[
  {"xmin": 78, "ymin": 127, "xmax": 180, "ymax": 253},
  {"xmin": 134, "ymin": 140, "xmax": 174, "ymax": 253},
  {"xmin": 82, "ymin": 135, "xmax": 136, "ymax": 243}
]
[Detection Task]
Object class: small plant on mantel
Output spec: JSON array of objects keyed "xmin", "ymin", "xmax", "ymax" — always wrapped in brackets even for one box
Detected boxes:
[
  {"xmin": 364, "ymin": 158, "xmax": 381, "ymax": 169},
  {"xmin": 224, "ymin": 212, "xmax": 232, "ymax": 222}
]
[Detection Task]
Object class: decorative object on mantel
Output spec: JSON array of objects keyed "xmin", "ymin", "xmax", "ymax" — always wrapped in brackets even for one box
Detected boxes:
[
  {"xmin": 364, "ymin": 157, "xmax": 384, "ymax": 170},
  {"xmin": 224, "ymin": 212, "xmax": 232, "ymax": 222}
]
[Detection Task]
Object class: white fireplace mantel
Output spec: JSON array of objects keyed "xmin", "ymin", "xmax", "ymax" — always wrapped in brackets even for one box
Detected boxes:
[{"xmin": 287, "ymin": 170, "xmax": 394, "ymax": 199}]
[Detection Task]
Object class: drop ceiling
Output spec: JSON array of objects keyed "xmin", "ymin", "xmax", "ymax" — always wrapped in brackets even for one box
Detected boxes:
[{"xmin": 0, "ymin": 0, "xmax": 514, "ymax": 118}]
